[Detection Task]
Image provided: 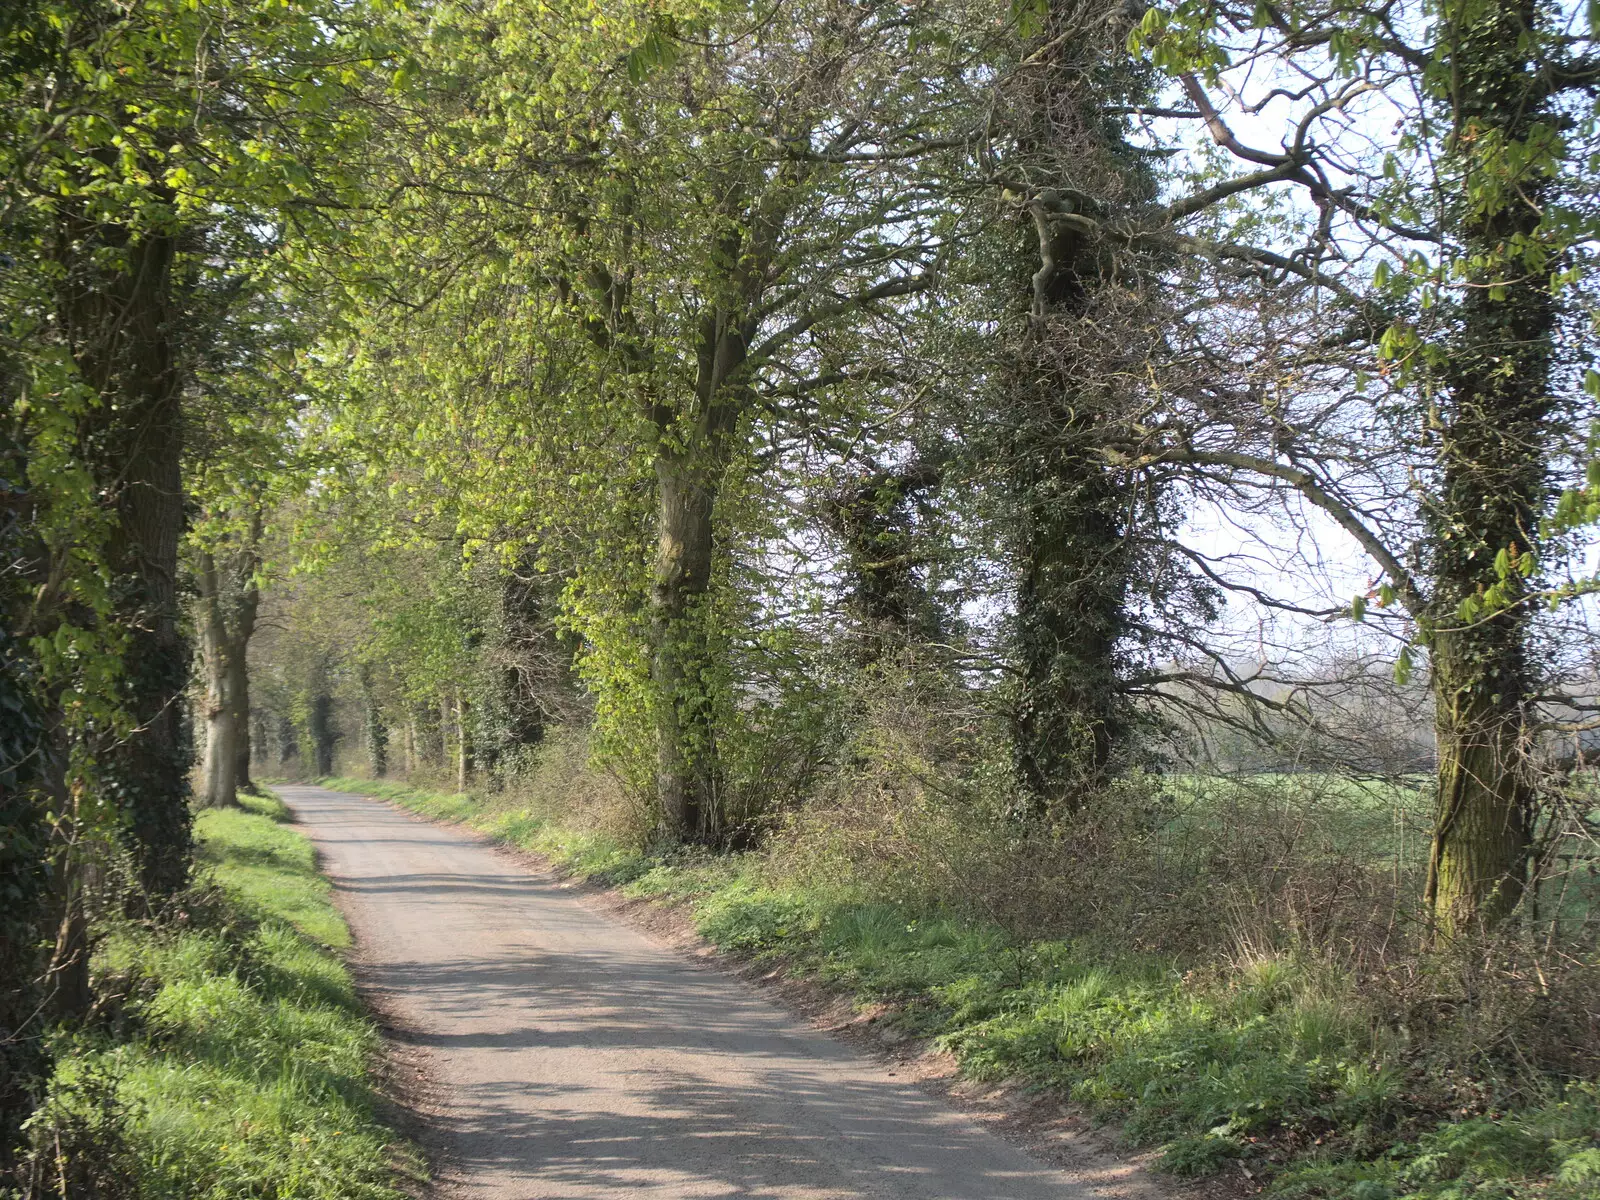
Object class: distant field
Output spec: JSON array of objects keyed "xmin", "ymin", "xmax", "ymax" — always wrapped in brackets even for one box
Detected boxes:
[{"xmin": 1163, "ymin": 770, "xmax": 1598, "ymax": 930}]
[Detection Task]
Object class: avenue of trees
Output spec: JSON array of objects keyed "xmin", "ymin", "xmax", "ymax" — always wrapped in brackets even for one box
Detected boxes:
[{"xmin": 5, "ymin": 0, "xmax": 1600, "ymax": 1164}]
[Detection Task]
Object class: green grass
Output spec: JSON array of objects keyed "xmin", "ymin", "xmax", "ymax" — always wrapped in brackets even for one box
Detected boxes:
[
  {"xmin": 30, "ymin": 790, "xmax": 418, "ymax": 1200},
  {"xmin": 322, "ymin": 772, "xmax": 1599, "ymax": 1199},
  {"xmin": 192, "ymin": 794, "xmax": 349, "ymax": 949}
]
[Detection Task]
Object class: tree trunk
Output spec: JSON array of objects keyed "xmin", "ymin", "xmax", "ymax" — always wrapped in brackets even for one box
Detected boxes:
[
  {"xmin": 651, "ymin": 447, "xmax": 722, "ymax": 843},
  {"xmin": 821, "ymin": 464, "xmax": 942, "ymax": 661},
  {"xmin": 360, "ymin": 664, "xmax": 387, "ymax": 777},
  {"xmin": 197, "ymin": 551, "xmax": 239, "ymax": 808},
  {"xmin": 200, "ymin": 665, "xmax": 240, "ymax": 808},
  {"xmin": 229, "ymin": 513, "xmax": 261, "ymax": 793},
  {"xmin": 995, "ymin": 8, "xmax": 1157, "ymax": 817},
  {"xmin": 438, "ymin": 694, "xmax": 453, "ymax": 781},
  {"xmin": 196, "ymin": 532, "xmax": 261, "ymax": 807},
  {"xmin": 277, "ymin": 713, "xmax": 297, "ymax": 770},
  {"xmin": 1426, "ymin": 655, "xmax": 1533, "ymax": 932},
  {"xmin": 49, "ymin": 875, "xmax": 92, "ymax": 1021},
  {"xmin": 0, "ymin": 528, "xmax": 52, "ymax": 1146},
  {"xmin": 416, "ymin": 702, "xmax": 442, "ymax": 768},
  {"xmin": 46, "ymin": 771, "xmax": 92, "ymax": 1022},
  {"xmin": 1006, "ymin": 252, "xmax": 1141, "ymax": 814},
  {"xmin": 69, "ymin": 230, "xmax": 193, "ymax": 898},
  {"xmin": 646, "ymin": 291, "xmax": 752, "ymax": 844},
  {"xmin": 310, "ymin": 692, "xmax": 336, "ymax": 777},
  {"xmin": 1422, "ymin": 0, "xmax": 1556, "ymax": 935},
  {"xmin": 250, "ymin": 710, "xmax": 269, "ymax": 779},
  {"xmin": 1011, "ymin": 430, "xmax": 1131, "ymax": 811},
  {"xmin": 231, "ymin": 649, "xmax": 253, "ymax": 792},
  {"xmin": 454, "ymin": 693, "xmax": 468, "ymax": 792}
]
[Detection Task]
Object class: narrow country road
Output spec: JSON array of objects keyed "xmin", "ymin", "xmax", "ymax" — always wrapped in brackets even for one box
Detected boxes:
[{"xmin": 280, "ymin": 784, "xmax": 1105, "ymax": 1200}]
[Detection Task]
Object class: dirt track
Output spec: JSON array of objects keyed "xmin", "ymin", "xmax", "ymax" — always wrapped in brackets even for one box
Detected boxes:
[{"xmin": 281, "ymin": 783, "xmax": 1115, "ymax": 1199}]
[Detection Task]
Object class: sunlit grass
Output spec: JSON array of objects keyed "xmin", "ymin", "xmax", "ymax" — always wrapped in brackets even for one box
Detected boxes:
[
  {"xmin": 192, "ymin": 803, "xmax": 350, "ymax": 949},
  {"xmin": 42, "ymin": 790, "xmax": 418, "ymax": 1199}
]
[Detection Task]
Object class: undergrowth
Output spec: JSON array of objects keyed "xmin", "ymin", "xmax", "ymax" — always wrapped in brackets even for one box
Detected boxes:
[
  {"xmin": 8, "ymin": 789, "xmax": 418, "ymax": 1200},
  {"xmin": 324, "ymin": 772, "xmax": 1599, "ymax": 1199}
]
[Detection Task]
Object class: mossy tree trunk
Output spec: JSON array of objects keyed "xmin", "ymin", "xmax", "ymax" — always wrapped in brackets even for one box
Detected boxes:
[
  {"xmin": 309, "ymin": 692, "xmax": 336, "ymax": 777},
  {"xmin": 1010, "ymin": 400, "xmax": 1135, "ymax": 812},
  {"xmin": 198, "ymin": 554, "xmax": 242, "ymax": 808},
  {"xmin": 361, "ymin": 665, "xmax": 388, "ymax": 778},
  {"xmin": 821, "ymin": 463, "xmax": 943, "ymax": 662},
  {"xmin": 232, "ymin": 647, "xmax": 255, "ymax": 792},
  {"xmin": 454, "ymin": 692, "xmax": 469, "ymax": 792}
]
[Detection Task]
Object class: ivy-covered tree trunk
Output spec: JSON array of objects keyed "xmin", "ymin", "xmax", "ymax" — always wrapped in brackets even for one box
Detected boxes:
[
  {"xmin": 67, "ymin": 228, "xmax": 192, "ymax": 897},
  {"xmin": 0, "ymin": 455, "xmax": 52, "ymax": 1150},
  {"xmin": 414, "ymin": 702, "xmax": 442, "ymax": 769},
  {"xmin": 821, "ymin": 463, "xmax": 942, "ymax": 662},
  {"xmin": 1421, "ymin": 0, "xmax": 1556, "ymax": 936},
  {"xmin": 276, "ymin": 713, "xmax": 298, "ymax": 771},
  {"xmin": 1011, "ymin": 424, "xmax": 1133, "ymax": 810},
  {"xmin": 648, "ymin": 285, "xmax": 752, "ymax": 845},
  {"xmin": 232, "ymin": 645, "xmax": 254, "ymax": 792},
  {"xmin": 360, "ymin": 665, "xmax": 387, "ymax": 777},
  {"xmin": 454, "ymin": 693, "xmax": 468, "ymax": 792},
  {"xmin": 999, "ymin": 5, "xmax": 1154, "ymax": 815},
  {"xmin": 651, "ymin": 446, "xmax": 722, "ymax": 843},
  {"xmin": 309, "ymin": 692, "xmax": 336, "ymax": 777},
  {"xmin": 1426, "ymin": 655, "xmax": 1533, "ymax": 931}
]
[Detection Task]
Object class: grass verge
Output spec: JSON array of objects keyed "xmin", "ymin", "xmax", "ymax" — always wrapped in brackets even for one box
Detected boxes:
[
  {"xmin": 21, "ymin": 789, "xmax": 420, "ymax": 1200},
  {"xmin": 321, "ymin": 774, "xmax": 1598, "ymax": 1199}
]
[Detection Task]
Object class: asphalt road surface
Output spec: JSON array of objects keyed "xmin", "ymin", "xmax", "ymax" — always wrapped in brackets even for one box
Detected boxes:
[{"xmin": 280, "ymin": 783, "xmax": 1104, "ymax": 1200}]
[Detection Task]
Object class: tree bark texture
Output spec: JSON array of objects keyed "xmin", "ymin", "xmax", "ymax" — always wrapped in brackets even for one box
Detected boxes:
[
  {"xmin": 195, "ymin": 522, "xmax": 261, "ymax": 808},
  {"xmin": 454, "ymin": 693, "xmax": 469, "ymax": 792},
  {"xmin": 1007, "ymin": 227, "xmax": 1138, "ymax": 813},
  {"xmin": 198, "ymin": 551, "xmax": 239, "ymax": 808},
  {"xmin": 821, "ymin": 463, "xmax": 942, "ymax": 662},
  {"xmin": 360, "ymin": 664, "xmax": 387, "ymax": 777},
  {"xmin": 232, "ymin": 648, "xmax": 254, "ymax": 792},
  {"xmin": 310, "ymin": 692, "xmax": 336, "ymax": 777},
  {"xmin": 1012, "ymin": 440, "xmax": 1131, "ymax": 809}
]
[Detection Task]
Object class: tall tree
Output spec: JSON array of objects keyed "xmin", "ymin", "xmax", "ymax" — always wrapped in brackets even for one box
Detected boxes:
[
  {"xmin": 1129, "ymin": 0, "xmax": 1600, "ymax": 931},
  {"xmin": 986, "ymin": 0, "xmax": 1174, "ymax": 811},
  {"xmin": 337, "ymin": 0, "xmax": 970, "ymax": 841}
]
